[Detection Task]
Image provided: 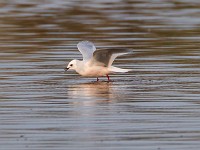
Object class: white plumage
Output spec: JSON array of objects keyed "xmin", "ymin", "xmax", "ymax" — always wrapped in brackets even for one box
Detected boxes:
[{"xmin": 65, "ymin": 41, "xmax": 132, "ymax": 81}]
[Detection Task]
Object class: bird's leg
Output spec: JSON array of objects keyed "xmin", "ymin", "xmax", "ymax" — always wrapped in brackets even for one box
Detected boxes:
[
  {"xmin": 106, "ymin": 74, "xmax": 110, "ymax": 81},
  {"xmin": 97, "ymin": 77, "xmax": 99, "ymax": 82}
]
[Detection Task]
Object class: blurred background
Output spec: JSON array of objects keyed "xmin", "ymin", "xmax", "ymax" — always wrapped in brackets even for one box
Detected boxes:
[{"xmin": 0, "ymin": 0, "xmax": 200, "ymax": 150}]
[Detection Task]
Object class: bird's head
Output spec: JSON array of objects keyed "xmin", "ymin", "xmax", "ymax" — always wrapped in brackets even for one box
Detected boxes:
[{"xmin": 65, "ymin": 59, "xmax": 78, "ymax": 71}]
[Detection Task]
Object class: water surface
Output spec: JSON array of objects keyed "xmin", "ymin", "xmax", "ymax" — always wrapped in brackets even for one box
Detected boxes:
[{"xmin": 0, "ymin": 0, "xmax": 200, "ymax": 150}]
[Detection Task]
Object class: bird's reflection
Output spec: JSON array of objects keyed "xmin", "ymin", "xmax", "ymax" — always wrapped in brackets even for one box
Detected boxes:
[{"xmin": 67, "ymin": 81, "xmax": 122, "ymax": 106}]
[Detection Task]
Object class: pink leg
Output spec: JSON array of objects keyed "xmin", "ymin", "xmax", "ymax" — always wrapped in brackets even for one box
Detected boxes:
[
  {"xmin": 106, "ymin": 74, "xmax": 110, "ymax": 81},
  {"xmin": 97, "ymin": 77, "xmax": 99, "ymax": 81}
]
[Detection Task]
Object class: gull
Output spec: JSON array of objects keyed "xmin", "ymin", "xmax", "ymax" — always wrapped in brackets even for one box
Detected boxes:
[{"xmin": 65, "ymin": 41, "xmax": 132, "ymax": 81}]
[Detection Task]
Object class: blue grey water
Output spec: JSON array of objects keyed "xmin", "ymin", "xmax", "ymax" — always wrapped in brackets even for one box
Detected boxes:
[{"xmin": 0, "ymin": 0, "xmax": 200, "ymax": 150}]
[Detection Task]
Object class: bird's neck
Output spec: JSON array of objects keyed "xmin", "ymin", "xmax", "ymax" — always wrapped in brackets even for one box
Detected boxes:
[{"xmin": 75, "ymin": 60, "xmax": 85, "ymax": 75}]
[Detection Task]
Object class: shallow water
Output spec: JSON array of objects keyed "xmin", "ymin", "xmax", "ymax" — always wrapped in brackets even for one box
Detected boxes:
[{"xmin": 0, "ymin": 0, "xmax": 200, "ymax": 150}]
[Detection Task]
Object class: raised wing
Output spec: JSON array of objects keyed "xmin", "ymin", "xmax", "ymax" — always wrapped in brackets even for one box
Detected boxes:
[
  {"xmin": 91, "ymin": 48, "xmax": 131, "ymax": 67},
  {"xmin": 77, "ymin": 41, "xmax": 96, "ymax": 62}
]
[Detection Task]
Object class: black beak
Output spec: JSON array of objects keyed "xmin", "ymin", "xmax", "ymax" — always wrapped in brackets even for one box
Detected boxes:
[{"xmin": 64, "ymin": 67, "xmax": 69, "ymax": 71}]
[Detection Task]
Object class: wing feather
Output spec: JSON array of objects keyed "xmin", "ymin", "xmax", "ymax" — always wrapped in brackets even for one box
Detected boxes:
[
  {"xmin": 77, "ymin": 41, "xmax": 96, "ymax": 62},
  {"xmin": 91, "ymin": 48, "xmax": 131, "ymax": 67}
]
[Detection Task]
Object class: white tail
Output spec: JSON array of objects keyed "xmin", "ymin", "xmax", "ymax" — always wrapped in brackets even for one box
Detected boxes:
[{"xmin": 109, "ymin": 66, "xmax": 132, "ymax": 73}]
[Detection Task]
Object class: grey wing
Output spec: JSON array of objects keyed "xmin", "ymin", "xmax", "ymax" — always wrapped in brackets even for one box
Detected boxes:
[
  {"xmin": 92, "ymin": 48, "xmax": 131, "ymax": 67},
  {"xmin": 77, "ymin": 41, "xmax": 96, "ymax": 62}
]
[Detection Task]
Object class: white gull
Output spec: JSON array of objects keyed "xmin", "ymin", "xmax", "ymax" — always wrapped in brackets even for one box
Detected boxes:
[{"xmin": 65, "ymin": 41, "xmax": 132, "ymax": 81}]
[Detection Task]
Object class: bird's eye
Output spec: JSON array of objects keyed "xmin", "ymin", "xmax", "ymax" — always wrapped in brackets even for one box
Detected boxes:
[{"xmin": 70, "ymin": 64, "xmax": 73, "ymax": 67}]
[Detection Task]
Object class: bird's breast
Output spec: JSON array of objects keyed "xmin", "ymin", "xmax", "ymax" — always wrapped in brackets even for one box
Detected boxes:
[{"xmin": 80, "ymin": 66, "xmax": 110, "ymax": 77}]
